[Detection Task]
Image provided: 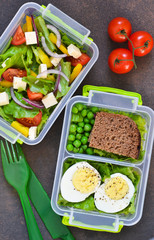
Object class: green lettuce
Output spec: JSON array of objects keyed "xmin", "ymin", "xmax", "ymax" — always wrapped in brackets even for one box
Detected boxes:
[
  {"xmin": 3, "ymin": 91, "xmax": 39, "ymax": 119},
  {"xmin": 22, "ymin": 76, "xmax": 54, "ymax": 95},
  {"xmin": 58, "ymin": 158, "xmax": 140, "ymax": 215},
  {"xmin": 56, "ymin": 60, "xmax": 71, "ymax": 99},
  {"xmin": 34, "ymin": 16, "xmax": 56, "ymax": 52}
]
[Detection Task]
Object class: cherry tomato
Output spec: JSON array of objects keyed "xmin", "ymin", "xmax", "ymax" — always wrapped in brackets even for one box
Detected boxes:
[
  {"xmin": 16, "ymin": 111, "xmax": 42, "ymax": 127},
  {"xmin": 108, "ymin": 48, "xmax": 134, "ymax": 74},
  {"xmin": 11, "ymin": 26, "xmax": 26, "ymax": 45},
  {"xmin": 66, "ymin": 53, "xmax": 91, "ymax": 66},
  {"xmin": 2, "ymin": 68, "xmax": 27, "ymax": 82},
  {"xmin": 108, "ymin": 17, "xmax": 132, "ymax": 42},
  {"xmin": 27, "ymin": 88, "xmax": 43, "ymax": 101},
  {"xmin": 128, "ymin": 31, "xmax": 153, "ymax": 56}
]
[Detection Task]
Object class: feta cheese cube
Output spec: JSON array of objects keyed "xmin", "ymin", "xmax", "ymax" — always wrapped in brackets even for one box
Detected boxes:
[
  {"xmin": 38, "ymin": 64, "xmax": 47, "ymax": 78},
  {"xmin": 67, "ymin": 44, "xmax": 82, "ymax": 59},
  {"xmin": 29, "ymin": 126, "xmax": 37, "ymax": 140},
  {"xmin": 13, "ymin": 77, "xmax": 27, "ymax": 90},
  {"xmin": 2, "ymin": 58, "xmax": 10, "ymax": 68},
  {"xmin": 42, "ymin": 92, "xmax": 58, "ymax": 108},
  {"xmin": 0, "ymin": 92, "xmax": 9, "ymax": 106},
  {"xmin": 25, "ymin": 31, "xmax": 37, "ymax": 45},
  {"xmin": 50, "ymin": 57, "xmax": 62, "ymax": 67}
]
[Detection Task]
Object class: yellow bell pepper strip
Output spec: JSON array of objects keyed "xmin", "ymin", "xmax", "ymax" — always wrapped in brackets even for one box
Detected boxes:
[
  {"xmin": 22, "ymin": 23, "xmax": 27, "ymax": 32},
  {"xmin": 37, "ymin": 47, "xmax": 52, "ymax": 68},
  {"xmin": 0, "ymin": 80, "xmax": 13, "ymax": 87},
  {"xmin": 26, "ymin": 16, "xmax": 33, "ymax": 32},
  {"xmin": 30, "ymin": 70, "xmax": 37, "ymax": 77},
  {"xmin": 49, "ymin": 33, "xmax": 68, "ymax": 55},
  {"xmin": 70, "ymin": 64, "xmax": 82, "ymax": 84},
  {"xmin": 11, "ymin": 121, "xmax": 29, "ymax": 137}
]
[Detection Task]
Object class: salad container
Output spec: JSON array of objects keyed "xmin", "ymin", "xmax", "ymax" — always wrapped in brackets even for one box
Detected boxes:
[
  {"xmin": 0, "ymin": 2, "xmax": 98, "ymax": 145},
  {"xmin": 51, "ymin": 86, "xmax": 154, "ymax": 232}
]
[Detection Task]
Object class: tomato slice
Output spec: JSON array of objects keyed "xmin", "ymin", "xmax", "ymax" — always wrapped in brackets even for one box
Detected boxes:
[
  {"xmin": 27, "ymin": 88, "xmax": 43, "ymax": 101},
  {"xmin": 16, "ymin": 111, "xmax": 42, "ymax": 128},
  {"xmin": 2, "ymin": 68, "xmax": 27, "ymax": 82},
  {"xmin": 66, "ymin": 53, "xmax": 91, "ymax": 66},
  {"xmin": 11, "ymin": 26, "xmax": 26, "ymax": 45}
]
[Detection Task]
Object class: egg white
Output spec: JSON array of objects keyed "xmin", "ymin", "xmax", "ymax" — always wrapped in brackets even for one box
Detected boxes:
[
  {"xmin": 94, "ymin": 173, "xmax": 135, "ymax": 213},
  {"xmin": 60, "ymin": 161, "xmax": 101, "ymax": 202}
]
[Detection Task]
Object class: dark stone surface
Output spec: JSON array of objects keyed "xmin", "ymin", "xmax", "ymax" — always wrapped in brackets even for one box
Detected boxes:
[{"xmin": 0, "ymin": 0, "xmax": 153, "ymax": 240}]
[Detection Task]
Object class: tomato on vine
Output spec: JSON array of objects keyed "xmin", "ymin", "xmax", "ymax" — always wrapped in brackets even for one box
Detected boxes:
[
  {"xmin": 108, "ymin": 48, "xmax": 134, "ymax": 74},
  {"xmin": 108, "ymin": 17, "xmax": 132, "ymax": 43},
  {"xmin": 128, "ymin": 31, "xmax": 153, "ymax": 56}
]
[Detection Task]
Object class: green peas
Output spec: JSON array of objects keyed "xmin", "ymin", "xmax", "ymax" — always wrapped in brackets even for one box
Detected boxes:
[
  {"xmin": 91, "ymin": 107, "xmax": 99, "ymax": 113},
  {"xmin": 78, "ymin": 122, "xmax": 84, "ymax": 128},
  {"xmin": 73, "ymin": 148, "xmax": 79, "ymax": 153},
  {"xmin": 70, "ymin": 124, "xmax": 77, "ymax": 133},
  {"xmin": 84, "ymin": 118, "xmax": 90, "ymax": 123},
  {"xmin": 90, "ymin": 119, "xmax": 95, "ymax": 125},
  {"xmin": 85, "ymin": 132, "xmax": 90, "ymax": 137},
  {"xmin": 81, "ymin": 136, "xmax": 88, "ymax": 144},
  {"xmin": 82, "ymin": 144, "xmax": 88, "ymax": 151},
  {"xmin": 87, "ymin": 111, "xmax": 94, "ymax": 119},
  {"xmin": 73, "ymin": 140, "xmax": 81, "ymax": 148},
  {"xmin": 84, "ymin": 124, "xmax": 92, "ymax": 132},
  {"xmin": 86, "ymin": 148, "xmax": 94, "ymax": 155},
  {"xmin": 81, "ymin": 109, "xmax": 87, "ymax": 117},
  {"xmin": 76, "ymin": 133, "xmax": 82, "ymax": 140},
  {"xmin": 72, "ymin": 106, "xmax": 78, "ymax": 114},
  {"xmin": 68, "ymin": 134, "xmax": 75, "ymax": 141},
  {"xmin": 78, "ymin": 147, "xmax": 84, "ymax": 153},
  {"xmin": 75, "ymin": 103, "xmax": 84, "ymax": 111},
  {"xmin": 67, "ymin": 144, "xmax": 74, "ymax": 151},
  {"xmin": 77, "ymin": 126, "xmax": 84, "ymax": 133}
]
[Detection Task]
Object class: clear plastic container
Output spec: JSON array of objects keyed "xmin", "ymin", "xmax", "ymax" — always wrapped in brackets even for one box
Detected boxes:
[
  {"xmin": 0, "ymin": 2, "xmax": 99, "ymax": 145},
  {"xmin": 51, "ymin": 91, "xmax": 154, "ymax": 231}
]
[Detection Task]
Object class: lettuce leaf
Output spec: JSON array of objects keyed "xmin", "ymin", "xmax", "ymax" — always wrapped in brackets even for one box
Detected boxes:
[
  {"xmin": 56, "ymin": 60, "xmax": 71, "ymax": 99},
  {"xmin": 58, "ymin": 158, "xmax": 140, "ymax": 215},
  {"xmin": 3, "ymin": 91, "xmax": 39, "ymax": 119},
  {"xmin": 22, "ymin": 76, "xmax": 54, "ymax": 95}
]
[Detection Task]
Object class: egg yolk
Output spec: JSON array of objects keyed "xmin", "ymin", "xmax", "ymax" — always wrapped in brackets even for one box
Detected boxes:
[
  {"xmin": 105, "ymin": 176, "xmax": 129, "ymax": 200},
  {"xmin": 72, "ymin": 167, "xmax": 100, "ymax": 194}
]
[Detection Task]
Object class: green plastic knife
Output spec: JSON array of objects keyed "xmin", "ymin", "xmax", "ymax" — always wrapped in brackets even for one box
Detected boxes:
[{"xmin": 14, "ymin": 143, "xmax": 75, "ymax": 240}]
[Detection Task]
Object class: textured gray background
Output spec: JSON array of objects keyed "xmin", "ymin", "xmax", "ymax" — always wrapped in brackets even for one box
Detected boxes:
[{"xmin": 0, "ymin": 0, "xmax": 154, "ymax": 240}]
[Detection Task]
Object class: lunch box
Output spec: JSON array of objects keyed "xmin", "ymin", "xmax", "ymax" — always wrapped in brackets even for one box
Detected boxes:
[
  {"xmin": 0, "ymin": 2, "xmax": 98, "ymax": 145},
  {"xmin": 51, "ymin": 86, "xmax": 154, "ymax": 232}
]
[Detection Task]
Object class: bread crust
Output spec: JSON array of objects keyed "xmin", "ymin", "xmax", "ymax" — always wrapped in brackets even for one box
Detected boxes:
[{"xmin": 89, "ymin": 112, "xmax": 141, "ymax": 159}]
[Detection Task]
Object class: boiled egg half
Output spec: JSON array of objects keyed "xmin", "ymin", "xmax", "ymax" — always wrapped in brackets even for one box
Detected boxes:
[
  {"xmin": 60, "ymin": 161, "xmax": 101, "ymax": 202},
  {"xmin": 94, "ymin": 173, "xmax": 135, "ymax": 213}
]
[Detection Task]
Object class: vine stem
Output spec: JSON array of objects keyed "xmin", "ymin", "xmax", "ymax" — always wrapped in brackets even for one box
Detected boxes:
[{"xmin": 123, "ymin": 33, "xmax": 137, "ymax": 69}]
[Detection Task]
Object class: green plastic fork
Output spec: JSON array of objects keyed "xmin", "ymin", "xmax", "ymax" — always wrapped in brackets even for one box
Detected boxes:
[{"xmin": 1, "ymin": 140, "xmax": 43, "ymax": 240}]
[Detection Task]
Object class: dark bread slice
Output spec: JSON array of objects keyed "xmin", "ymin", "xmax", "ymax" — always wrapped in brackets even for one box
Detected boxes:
[{"xmin": 89, "ymin": 112, "xmax": 141, "ymax": 159}]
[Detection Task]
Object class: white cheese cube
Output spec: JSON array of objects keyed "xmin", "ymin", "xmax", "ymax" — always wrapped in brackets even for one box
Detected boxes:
[
  {"xmin": 29, "ymin": 126, "xmax": 37, "ymax": 140},
  {"xmin": 50, "ymin": 57, "xmax": 62, "ymax": 67},
  {"xmin": 38, "ymin": 64, "xmax": 47, "ymax": 78},
  {"xmin": 25, "ymin": 31, "xmax": 37, "ymax": 45},
  {"xmin": 2, "ymin": 58, "xmax": 10, "ymax": 68},
  {"xmin": 42, "ymin": 92, "xmax": 58, "ymax": 108},
  {"xmin": 0, "ymin": 92, "xmax": 9, "ymax": 106},
  {"xmin": 67, "ymin": 44, "xmax": 82, "ymax": 59},
  {"xmin": 13, "ymin": 77, "xmax": 27, "ymax": 90}
]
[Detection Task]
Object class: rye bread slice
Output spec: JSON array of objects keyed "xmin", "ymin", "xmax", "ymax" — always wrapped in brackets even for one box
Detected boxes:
[{"xmin": 89, "ymin": 112, "xmax": 141, "ymax": 159}]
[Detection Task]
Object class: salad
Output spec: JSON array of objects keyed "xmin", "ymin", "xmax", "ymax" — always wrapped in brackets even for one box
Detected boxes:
[{"xmin": 0, "ymin": 15, "xmax": 91, "ymax": 140}]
